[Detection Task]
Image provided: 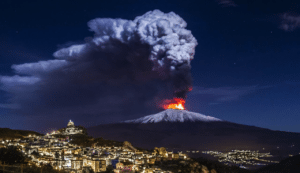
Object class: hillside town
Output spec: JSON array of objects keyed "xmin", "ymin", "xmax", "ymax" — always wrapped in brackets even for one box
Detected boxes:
[
  {"xmin": 202, "ymin": 150, "xmax": 279, "ymax": 169},
  {"xmin": 0, "ymin": 120, "xmax": 215, "ymax": 173}
]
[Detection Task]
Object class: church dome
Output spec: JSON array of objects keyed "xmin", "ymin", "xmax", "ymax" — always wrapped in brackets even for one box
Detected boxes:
[{"xmin": 67, "ymin": 120, "xmax": 75, "ymax": 127}]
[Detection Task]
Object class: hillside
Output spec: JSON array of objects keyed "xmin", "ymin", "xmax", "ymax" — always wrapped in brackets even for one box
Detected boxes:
[
  {"xmin": 2, "ymin": 126, "xmax": 293, "ymax": 172},
  {"xmin": 0, "ymin": 128, "xmax": 43, "ymax": 139},
  {"xmin": 88, "ymin": 109, "xmax": 300, "ymax": 171},
  {"xmin": 123, "ymin": 109, "xmax": 222, "ymax": 123},
  {"xmin": 88, "ymin": 120, "xmax": 300, "ymax": 152},
  {"xmin": 254, "ymin": 155, "xmax": 300, "ymax": 173}
]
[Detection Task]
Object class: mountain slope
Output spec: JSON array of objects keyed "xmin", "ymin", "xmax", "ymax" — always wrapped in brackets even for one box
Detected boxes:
[
  {"xmin": 87, "ymin": 110, "xmax": 300, "ymax": 159},
  {"xmin": 122, "ymin": 109, "xmax": 222, "ymax": 123}
]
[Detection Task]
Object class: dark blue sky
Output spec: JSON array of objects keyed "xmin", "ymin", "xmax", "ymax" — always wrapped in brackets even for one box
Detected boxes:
[{"xmin": 0, "ymin": 0, "xmax": 300, "ymax": 133}]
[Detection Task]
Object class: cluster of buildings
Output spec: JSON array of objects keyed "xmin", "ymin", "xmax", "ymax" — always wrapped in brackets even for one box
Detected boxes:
[
  {"xmin": 202, "ymin": 150, "xmax": 279, "ymax": 169},
  {"xmin": 49, "ymin": 120, "xmax": 85, "ymax": 136},
  {"xmin": 0, "ymin": 120, "xmax": 190, "ymax": 173}
]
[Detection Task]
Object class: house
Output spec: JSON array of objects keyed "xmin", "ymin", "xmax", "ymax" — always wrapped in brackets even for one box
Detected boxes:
[
  {"xmin": 173, "ymin": 153, "xmax": 179, "ymax": 160},
  {"xmin": 149, "ymin": 158, "xmax": 156, "ymax": 164},
  {"xmin": 116, "ymin": 162, "xmax": 124, "ymax": 169}
]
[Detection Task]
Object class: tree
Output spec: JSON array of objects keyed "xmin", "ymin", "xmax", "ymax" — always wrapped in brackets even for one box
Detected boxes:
[
  {"xmin": 41, "ymin": 163, "xmax": 54, "ymax": 172},
  {"xmin": 104, "ymin": 165, "xmax": 114, "ymax": 173},
  {"xmin": 61, "ymin": 150, "xmax": 65, "ymax": 160},
  {"xmin": 0, "ymin": 146, "xmax": 25, "ymax": 165},
  {"xmin": 31, "ymin": 150, "xmax": 40, "ymax": 157}
]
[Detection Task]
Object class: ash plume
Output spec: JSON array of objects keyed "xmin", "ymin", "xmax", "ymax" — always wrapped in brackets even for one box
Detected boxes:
[{"xmin": 0, "ymin": 10, "xmax": 197, "ymax": 121}]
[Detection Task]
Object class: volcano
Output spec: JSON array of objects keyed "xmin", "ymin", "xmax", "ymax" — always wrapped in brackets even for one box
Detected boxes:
[
  {"xmin": 87, "ymin": 110, "xmax": 300, "ymax": 158},
  {"xmin": 122, "ymin": 109, "xmax": 222, "ymax": 123}
]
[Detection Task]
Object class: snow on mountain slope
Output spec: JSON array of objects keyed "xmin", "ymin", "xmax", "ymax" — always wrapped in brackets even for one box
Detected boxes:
[{"xmin": 122, "ymin": 109, "xmax": 222, "ymax": 123}]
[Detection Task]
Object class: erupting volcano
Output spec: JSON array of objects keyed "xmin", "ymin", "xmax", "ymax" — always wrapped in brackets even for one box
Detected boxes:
[{"xmin": 162, "ymin": 98, "xmax": 186, "ymax": 110}]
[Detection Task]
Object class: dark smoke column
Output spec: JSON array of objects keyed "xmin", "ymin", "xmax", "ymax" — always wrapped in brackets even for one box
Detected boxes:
[
  {"xmin": 54, "ymin": 10, "xmax": 198, "ymax": 100},
  {"xmin": 1, "ymin": 10, "xmax": 197, "ymax": 119}
]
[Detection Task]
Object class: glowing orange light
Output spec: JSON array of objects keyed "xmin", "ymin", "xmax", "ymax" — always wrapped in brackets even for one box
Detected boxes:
[{"xmin": 163, "ymin": 98, "xmax": 186, "ymax": 110}]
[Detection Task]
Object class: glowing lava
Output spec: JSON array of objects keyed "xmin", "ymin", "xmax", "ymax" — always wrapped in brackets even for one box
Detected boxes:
[{"xmin": 163, "ymin": 98, "xmax": 186, "ymax": 110}]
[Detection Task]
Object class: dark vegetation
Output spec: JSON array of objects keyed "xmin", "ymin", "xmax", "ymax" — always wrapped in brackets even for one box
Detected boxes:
[
  {"xmin": 69, "ymin": 135, "xmax": 123, "ymax": 148},
  {"xmin": 102, "ymin": 165, "xmax": 114, "ymax": 173},
  {"xmin": 135, "ymin": 147, "xmax": 154, "ymax": 153},
  {"xmin": 0, "ymin": 146, "xmax": 25, "ymax": 165},
  {"xmin": 28, "ymin": 164, "xmax": 68, "ymax": 173},
  {"xmin": 53, "ymin": 125, "xmax": 124, "ymax": 148},
  {"xmin": 0, "ymin": 128, "xmax": 42, "ymax": 139},
  {"xmin": 0, "ymin": 164, "xmax": 68, "ymax": 173},
  {"xmin": 31, "ymin": 150, "xmax": 40, "ymax": 157},
  {"xmin": 0, "ymin": 146, "xmax": 67, "ymax": 173}
]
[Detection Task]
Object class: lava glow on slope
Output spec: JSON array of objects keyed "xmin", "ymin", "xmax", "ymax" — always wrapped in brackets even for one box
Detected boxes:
[{"xmin": 163, "ymin": 98, "xmax": 186, "ymax": 110}]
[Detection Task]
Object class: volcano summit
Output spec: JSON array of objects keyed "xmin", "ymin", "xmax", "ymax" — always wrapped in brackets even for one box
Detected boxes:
[{"xmin": 122, "ymin": 109, "xmax": 222, "ymax": 123}]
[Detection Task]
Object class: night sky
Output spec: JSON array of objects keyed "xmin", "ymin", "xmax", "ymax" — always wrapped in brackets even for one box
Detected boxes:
[{"xmin": 1, "ymin": 0, "xmax": 300, "ymax": 133}]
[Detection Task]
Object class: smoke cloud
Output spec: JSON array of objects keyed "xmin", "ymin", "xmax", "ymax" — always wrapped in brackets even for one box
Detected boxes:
[
  {"xmin": 215, "ymin": 0, "xmax": 237, "ymax": 7},
  {"xmin": 0, "ymin": 10, "xmax": 197, "ymax": 122},
  {"xmin": 279, "ymin": 13, "xmax": 300, "ymax": 32}
]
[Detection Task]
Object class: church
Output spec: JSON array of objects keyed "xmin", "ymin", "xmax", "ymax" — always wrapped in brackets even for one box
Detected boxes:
[{"xmin": 60, "ymin": 120, "xmax": 86, "ymax": 135}]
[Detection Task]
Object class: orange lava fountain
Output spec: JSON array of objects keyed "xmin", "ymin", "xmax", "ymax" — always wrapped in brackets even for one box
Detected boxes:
[{"xmin": 163, "ymin": 98, "xmax": 186, "ymax": 110}]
